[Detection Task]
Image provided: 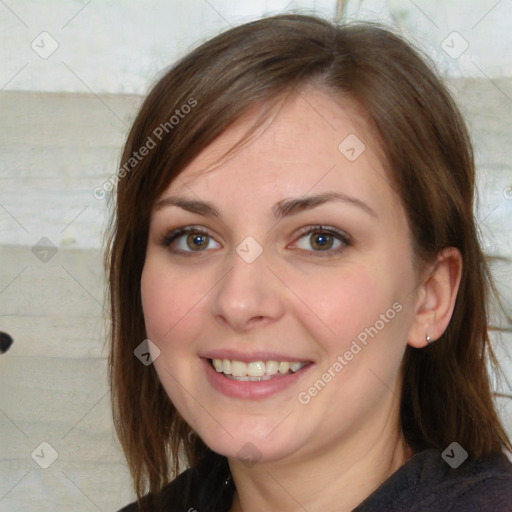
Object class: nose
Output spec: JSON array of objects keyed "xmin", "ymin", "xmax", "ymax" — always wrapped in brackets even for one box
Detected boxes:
[{"xmin": 211, "ymin": 249, "xmax": 286, "ymax": 332}]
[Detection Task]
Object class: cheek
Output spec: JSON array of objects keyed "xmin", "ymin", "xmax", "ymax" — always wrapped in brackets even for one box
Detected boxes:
[
  {"xmin": 290, "ymin": 258, "xmax": 412, "ymax": 380},
  {"xmin": 293, "ymin": 265, "xmax": 390, "ymax": 342},
  {"xmin": 140, "ymin": 256, "xmax": 206, "ymax": 344},
  {"xmin": 140, "ymin": 258, "xmax": 206, "ymax": 410}
]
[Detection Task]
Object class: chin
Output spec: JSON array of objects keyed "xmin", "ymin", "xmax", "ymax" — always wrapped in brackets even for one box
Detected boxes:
[{"xmin": 195, "ymin": 419, "xmax": 306, "ymax": 466}]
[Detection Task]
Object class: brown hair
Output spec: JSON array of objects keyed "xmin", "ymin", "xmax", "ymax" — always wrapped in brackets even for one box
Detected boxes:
[{"xmin": 106, "ymin": 13, "xmax": 511, "ymax": 506}]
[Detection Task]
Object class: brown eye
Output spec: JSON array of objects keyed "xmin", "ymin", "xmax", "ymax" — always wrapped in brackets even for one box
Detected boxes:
[
  {"xmin": 186, "ymin": 233, "xmax": 209, "ymax": 250},
  {"xmin": 291, "ymin": 225, "xmax": 351, "ymax": 256},
  {"xmin": 309, "ymin": 232, "xmax": 334, "ymax": 251},
  {"xmin": 162, "ymin": 226, "xmax": 221, "ymax": 254}
]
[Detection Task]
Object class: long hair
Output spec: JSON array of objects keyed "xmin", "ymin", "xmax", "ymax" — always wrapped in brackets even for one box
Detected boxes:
[{"xmin": 106, "ymin": 13, "xmax": 511, "ymax": 506}]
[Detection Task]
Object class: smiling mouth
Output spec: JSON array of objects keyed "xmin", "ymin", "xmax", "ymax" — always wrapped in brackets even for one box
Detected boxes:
[{"xmin": 209, "ymin": 358, "xmax": 308, "ymax": 382}]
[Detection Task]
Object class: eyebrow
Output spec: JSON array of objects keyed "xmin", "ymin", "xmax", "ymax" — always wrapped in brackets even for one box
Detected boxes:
[{"xmin": 153, "ymin": 191, "xmax": 377, "ymax": 219}]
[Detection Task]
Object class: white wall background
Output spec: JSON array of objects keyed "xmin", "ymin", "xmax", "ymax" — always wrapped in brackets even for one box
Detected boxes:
[{"xmin": 0, "ymin": 1, "xmax": 511, "ymax": 511}]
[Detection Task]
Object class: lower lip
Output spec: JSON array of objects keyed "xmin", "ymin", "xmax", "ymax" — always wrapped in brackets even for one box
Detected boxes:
[{"xmin": 202, "ymin": 358, "xmax": 312, "ymax": 400}]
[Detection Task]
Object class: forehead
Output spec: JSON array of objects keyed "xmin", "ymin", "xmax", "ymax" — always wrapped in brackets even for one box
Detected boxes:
[{"xmin": 161, "ymin": 88, "xmax": 401, "ymax": 221}]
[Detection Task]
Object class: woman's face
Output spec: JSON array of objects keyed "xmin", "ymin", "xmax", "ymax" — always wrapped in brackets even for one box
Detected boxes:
[{"xmin": 141, "ymin": 89, "xmax": 420, "ymax": 464}]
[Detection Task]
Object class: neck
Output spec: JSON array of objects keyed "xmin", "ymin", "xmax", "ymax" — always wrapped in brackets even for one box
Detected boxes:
[{"xmin": 227, "ymin": 409, "xmax": 412, "ymax": 512}]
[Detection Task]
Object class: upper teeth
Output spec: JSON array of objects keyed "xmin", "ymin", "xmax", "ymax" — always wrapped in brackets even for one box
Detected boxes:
[{"xmin": 212, "ymin": 359, "xmax": 305, "ymax": 377}]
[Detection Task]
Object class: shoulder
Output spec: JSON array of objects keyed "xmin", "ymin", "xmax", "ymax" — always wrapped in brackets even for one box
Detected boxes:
[
  {"xmin": 117, "ymin": 452, "xmax": 233, "ymax": 512},
  {"xmin": 117, "ymin": 466, "xmax": 195, "ymax": 512},
  {"xmin": 431, "ymin": 450, "xmax": 512, "ymax": 512},
  {"xmin": 355, "ymin": 448, "xmax": 512, "ymax": 512}
]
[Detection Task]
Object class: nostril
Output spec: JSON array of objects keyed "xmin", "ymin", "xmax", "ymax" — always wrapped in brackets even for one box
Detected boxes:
[{"xmin": 0, "ymin": 331, "xmax": 14, "ymax": 354}]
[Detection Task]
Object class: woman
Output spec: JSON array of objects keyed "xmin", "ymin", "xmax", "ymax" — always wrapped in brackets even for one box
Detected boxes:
[{"xmin": 108, "ymin": 14, "xmax": 512, "ymax": 512}]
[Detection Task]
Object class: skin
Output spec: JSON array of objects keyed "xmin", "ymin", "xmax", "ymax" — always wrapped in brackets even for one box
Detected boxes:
[{"xmin": 141, "ymin": 87, "xmax": 462, "ymax": 511}]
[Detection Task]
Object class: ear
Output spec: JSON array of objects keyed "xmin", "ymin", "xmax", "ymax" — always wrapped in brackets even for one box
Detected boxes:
[{"xmin": 407, "ymin": 247, "xmax": 463, "ymax": 348}]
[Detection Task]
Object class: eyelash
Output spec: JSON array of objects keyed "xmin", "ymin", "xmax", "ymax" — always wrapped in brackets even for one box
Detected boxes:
[{"xmin": 160, "ymin": 224, "xmax": 351, "ymax": 256}]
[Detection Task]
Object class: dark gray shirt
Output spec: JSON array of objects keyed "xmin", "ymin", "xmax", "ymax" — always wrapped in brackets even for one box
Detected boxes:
[{"xmin": 119, "ymin": 448, "xmax": 512, "ymax": 511}]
